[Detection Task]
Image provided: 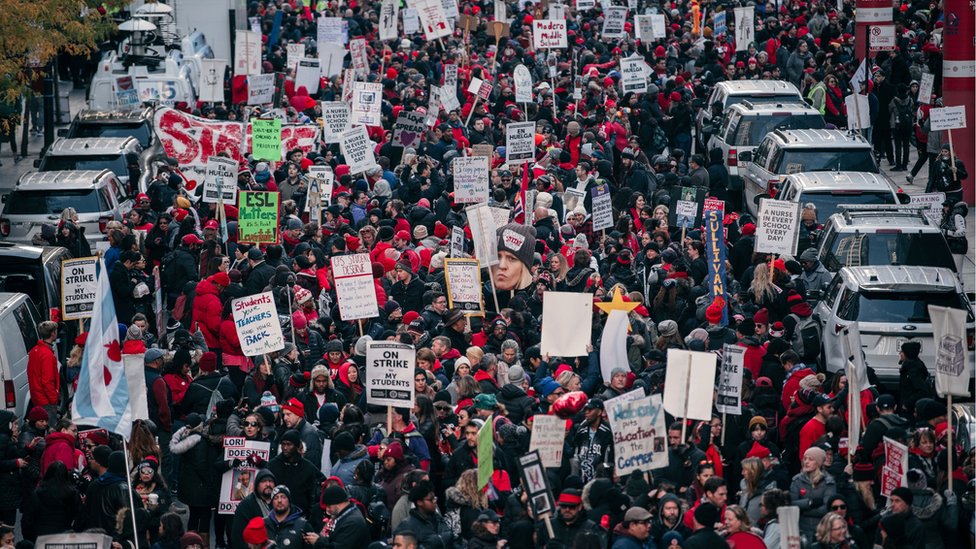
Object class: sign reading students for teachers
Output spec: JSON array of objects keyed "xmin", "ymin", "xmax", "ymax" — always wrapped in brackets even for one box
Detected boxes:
[
  {"xmin": 366, "ymin": 341, "xmax": 416, "ymax": 407},
  {"xmin": 232, "ymin": 292, "xmax": 285, "ymax": 356}
]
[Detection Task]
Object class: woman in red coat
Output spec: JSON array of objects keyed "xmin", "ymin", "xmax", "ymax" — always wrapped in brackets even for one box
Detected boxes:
[
  {"xmin": 191, "ymin": 272, "xmax": 230, "ymax": 350},
  {"xmin": 40, "ymin": 422, "xmax": 85, "ymax": 475}
]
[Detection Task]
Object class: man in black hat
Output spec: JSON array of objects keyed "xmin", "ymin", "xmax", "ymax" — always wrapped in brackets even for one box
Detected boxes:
[
  {"xmin": 438, "ymin": 308, "xmax": 469, "ymax": 354},
  {"xmin": 264, "ymin": 485, "xmax": 313, "ymax": 548},
  {"xmin": 394, "ymin": 481, "xmax": 454, "ymax": 548},
  {"xmin": 683, "ymin": 502, "xmax": 728, "ymax": 549},
  {"xmin": 266, "ymin": 430, "xmax": 323, "ymax": 513},
  {"xmin": 571, "ymin": 397, "xmax": 614, "ymax": 484},
  {"xmin": 231, "ymin": 469, "xmax": 277, "ymax": 549},
  {"xmin": 306, "ymin": 485, "xmax": 370, "ymax": 547},
  {"xmin": 877, "ymin": 486, "xmax": 925, "ymax": 546},
  {"xmin": 244, "ymin": 247, "xmax": 276, "ymax": 296},
  {"xmin": 83, "ymin": 450, "xmax": 142, "ymax": 536},
  {"xmin": 857, "ymin": 393, "xmax": 909, "ymax": 464}
]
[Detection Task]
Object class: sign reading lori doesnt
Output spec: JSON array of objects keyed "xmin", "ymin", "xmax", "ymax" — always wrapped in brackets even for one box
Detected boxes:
[
  {"xmin": 232, "ymin": 292, "xmax": 285, "ymax": 356},
  {"xmin": 365, "ymin": 341, "xmax": 416, "ymax": 408}
]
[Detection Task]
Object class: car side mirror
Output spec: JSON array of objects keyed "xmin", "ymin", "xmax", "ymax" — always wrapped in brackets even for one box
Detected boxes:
[
  {"xmin": 806, "ymin": 289, "xmax": 824, "ymax": 301},
  {"xmin": 897, "ymin": 192, "xmax": 911, "ymax": 204},
  {"xmin": 738, "ymin": 151, "xmax": 753, "ymax": 162},
  {"xmin": 1, "ymin": 195, "xmax": 7, "ymax": 204}
]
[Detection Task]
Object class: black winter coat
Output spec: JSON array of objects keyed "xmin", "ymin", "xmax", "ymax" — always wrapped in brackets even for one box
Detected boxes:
[
  {"xmin": 495, "ymin": 384, "xmax": 537, "ymax": 425},
  {"xmin": 230, "ymin": 492, "xmax": 270, "ymax": 549},
  {"xmin": 171, "ymin": 429, "xmax": 222, "ymax": 507},
  {"xmin": 0, "ymin": 412, "xmax": 25, "ymax": 512},
  {"xmin": 317, "ymin": 503, "xmax": 370, "ymax": 548},
  {"xmin": 899, "ymin": 358, "xmax": 932, "ymax": 416},
  {"xmin": 266, "ymin": 454, "xmax": 323, "ymax": 514},
  {"xmin": 244, "ymin": 261, "xmax": 276, "ymax": 296},
  {"xmin": 395, "ymin": 508, "xmax": 455, "ymax": 549},
  {"xmin": 83, "ymin": 472, "xmax": 142, "ymax": 536}
]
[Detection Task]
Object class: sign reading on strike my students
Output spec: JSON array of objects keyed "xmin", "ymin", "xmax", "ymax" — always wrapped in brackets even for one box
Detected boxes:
[
  {"xmin": 452, "ymin": 156, "xmax": 490, "ymax": 203},
  {"xmin": 331, "ymin": 253, "xmax": 379, "ymax": 321},
  {"xmin": 203, "ymin": 156, "xmax": 239, "ymax": 204},
  {"xmin": 232, "ymin": 292, "xmax": 285, "ymax": 356},
  {"xmin": 506, "ymin": 121, "xmax": 536, "ymax": 165},
  {"xmin": 61, "ymin": 257, "xmax": 98, "ymax": 320},
  {"xmin": 366, "ymin": 341, "xmax": 416, "ymax": 407},
  {"xmin": 754, "ymin": 198, "xmax": 801, "ymax": 256},
  {"xmin": 717, "ymin": 345, "xmax": 744, "ymax": 415},
  {"xmin": 606, "ymin": 394, "xmax": 669, "ymax": 476},
  {"xmin": 533, "ymin": 20, "xmax": 567, "ymax": 48}
]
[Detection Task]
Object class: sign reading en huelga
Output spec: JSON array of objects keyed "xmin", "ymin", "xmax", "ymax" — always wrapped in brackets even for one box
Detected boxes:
[
  {"xmin": 62, "ymin": 257, "xmax": 98, "ymax": 321},
  {"xmin": 366, "ymin": 341, "xmax": 416, "ymax": 407}
]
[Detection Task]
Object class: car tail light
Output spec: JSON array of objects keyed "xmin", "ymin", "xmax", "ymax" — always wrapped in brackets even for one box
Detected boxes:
[
  {"xmin": 98, "ymin": 216, "xmax": 113, "ymax": 234},
  {"xmin": 3, "ymin": 380, "xmax": 14, "ymax": 409},
  {"xmin": 0, "ymin": 218, "xmax": 9, "ymax": 237},
  {"xmin": 968, "ymin": 329, "xmax": 974, "ymax": 351},
  {"xmin": 727, "ymin": 148, "xmax": 738, "ymax": 167}
]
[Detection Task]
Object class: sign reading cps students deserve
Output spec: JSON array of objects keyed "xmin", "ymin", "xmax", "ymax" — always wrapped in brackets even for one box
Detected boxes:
[
  {"xmin": 606, "ymin": 393, "xmax": 669, "ymax": 476},
  {"xmin": 238, "ymin": 191, "xmax": 279, "ymax": 244},
  {"xmin": 331, "ymin": 253, "xmax": 379, "ymax": 321},
  {"xmin": 754, "ymin": 198, "xmax": 801, "ymax": 256},
  {"xmin": 61, "ymin": 257, "xmax": 98, "ymax": 320},
  {"xmin": 232, "ymin": 292, "xmax": 285, "ymax": 356},
  {"xmin": 203, "ymin": 156, "xmax": 239, "ymax": 204},
  {"xmin": 366, "ymin": 341, "xmax": 416, "ymax": 407},
  {"xmin": 444, "ymin": 257, "xmax": 484, "ymax": 315},
  {"xmin": 452, "ymin": 156, "xmax": 490, "ymax": 204}
]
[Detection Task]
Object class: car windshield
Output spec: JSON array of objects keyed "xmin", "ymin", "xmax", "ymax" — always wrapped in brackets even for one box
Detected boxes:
[
  {"xmin": 4, "ymin": 189, "xmax": 105, "ymax": 215},
  {"xmin": 824, "ymin": 232, "xmax": 956, "ymax": 272},
  {"xmin": 802, "ymin": 191, "xmax": 897, "ymax": 219},
  {"xmin": 845, "ymin": 291, "xmax": 973, "ymax": 323},
  {"xmin": 71, "ymin": 123, "xmax": 150, "ymax": 149},
  {"xmin": 776, "ymin": 150, "xmax": 878, "ymax": 174},
  {"xmin": 734, "ymin": 114, "xmax": 825, "ymax": 145},
  {"xmin": 41, "ymin": 154, "xmax": 128, "ymax": 176}
]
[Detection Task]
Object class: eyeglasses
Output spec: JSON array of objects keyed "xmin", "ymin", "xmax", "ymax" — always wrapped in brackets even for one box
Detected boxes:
[{"xmin": 830, "ymin": 504, "xmax": 847, "ymax": 511}]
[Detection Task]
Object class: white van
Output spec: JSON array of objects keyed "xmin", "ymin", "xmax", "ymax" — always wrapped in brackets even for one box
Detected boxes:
[{"xmin": 0, "ymin": 293, "xmax": 44, "ymax": 419}]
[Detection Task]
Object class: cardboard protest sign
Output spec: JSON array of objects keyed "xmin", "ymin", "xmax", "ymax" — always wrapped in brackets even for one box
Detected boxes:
[
  {"xmin": 414, "ymin": 0, "xmax": 452, "ymax": 40},
  {"xmin": 734, "ymin": 6, "xmax": 755, "ymax": 52},
  {"xmin": 238, "ymin": 191, "xmax": 279, "ymax": 244},
  {"xmin": 533, "ymin": 20, "xmax": 568, "ymax": 48},
  {"xmin": 296, "ymin": 58, "xmax": 321, "ymax": 94},
  {"xmin": 466, "ymin": 204, "xmax": 499, "ymax": 266},
  {"xmin": 929, "ymin": 304, "xmax": 971, "ymax": 397},
  {"xmin": 36, "ymin": 533, "xmax": 113, "ymax": 549},
  {"xmin": 321, "ymin": 101, "xmax": 351, "ymax": 143},
  {"xmin": 223, "ymin": 437, "xmax": 271, "ymax": 461},
  {"xmin": 529, "ymin": 415, "xmax": 567, "ymax": 468},
  {"xmin": 663, "ymin": 349, "xmax": 717, "ymax": 421},
  {"xmin": 514, "ymin": 65, "xmax": 533, "ymax": 103},
  {"xmin": 379, "ymin": 0, "xmax": 400, "ymax": 40},
  {"xmin": 519, "ymin": 451, "xmax": 556, "ymax": 516},
  {"xmin": 704, "ymin": 206, "xmax": 728, "ymax": 324},
  {"xmin": 339, "ymin": 125, "xmax": 379, "ymax": 174},
  {"xmin": 606, "ymin": 394, "xmax": 669, "ymax": 476},
  {"xmin": 754, "ymin": 198, "xmax": 801, "ymax": 256},
  {"xmin": 61, "ymin": 257, "xmax": 97, "ymax": 320},
  {"xmin": 286, "ymin": 43, "xmax": 305, "ymax": 72},
  {"xmin": 452, "ymin": 156, "xmax": 490, "ymax": 204},
  {"xmin": 620, "ymin": 56, "xmax": 648, "ymax": 93},
  {"xmin": 918, "ymin": 73, "xmax": 935, "ymax": 105},
  {"xmin": 717, "ymin": 345, "xmax": 744, "ymax": 415},
  {"xmin": 930, "ymin": 106, "xmax": 967, "ymax": 131},
  {"xmin": 234, "ymin": 30, "xmax": 262, "ymax": 75},
  {"xmin": 881, "ymin": 436, "xmax": 909, "ymax": 497},
  {"xmin": 670, "ymin": 186, "xmax": 705, "ymax": 229},
  {"xmin": 393, "ymin": 111, "xmax": 427, "ymax": 149},
  {"xmin": 203, "ymin": 156, "xmax": 239, "ymax": 204},
  {"xmin": 247, "ymin": 74, "xmax": 275, "ymax": 105},
  {"xmin": 250, "ymin": 118, "xmax": 281, "ymax": 161},
  {"xmin": 366, "ymin": 341, "xmax": 416, "ymax": 407},
  {"xmin": 506, "ymin": 121, "xmax": 536, "ymax": 165},
  {"xmin": 219, "ymin": 467, "xmax": 256, "ymax": 513},
  {"xmin": 444, "ymin": 258, "xmax": 484, "ymax": 316},
  {"xmin": 450, "ymin": 226, "xmax": 465, "ymax": 257},
  {"xmin": 540, "ymin": 291, "xmax": 594, "ymax": 356},
  {"xmin": 232, "ymin": 292, "xmax": 285, "ymax": 356},
  {"xmin": 331, "ymin": 253, "xmax": 379, "ymax": 321},
  {"xmin": 351, "ymin": 82, "xmax": 383, "ymax": 126},
  {"xmin": 845, "ymin": 94, "xmax": 871, "ymax": 130},
  {"xmin": 602, "ymin": 7, "xmax": 627, "ymax": 38}
]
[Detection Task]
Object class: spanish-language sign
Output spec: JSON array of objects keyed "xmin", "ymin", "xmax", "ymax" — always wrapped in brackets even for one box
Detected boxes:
[
  {"xmin": 250, "ymin": 118, "xmax": 281, "ymax": 161},
  {"xmin": 518, "ymin": 451, "xmax": 556, "ymax": 516},
  {"xmin": 223, "ymin": 437, "xmax": 272, "ymax": 461},
  {"xmin": 452, "ymin": 156, "xmax": 490, "ymax": 204},
  {"xmin": 36, "ymin": 533, "xmax": 113, "ymax": 549},
  {"xmin": 663, "ymin": 349, "xmax": 717, "ymax": 421},
  {"xmin": 238, "ymin": 191, "xmax": 279, "ymax": 244},
  {"xmin": 203, "ymin": 156, "xmax": 239, "ymax": 204},
  {"xmin": 444, "ymin": 258, "xmax": 484, "ymax": 316},
  {"xmin": 918, "ymin": 73, "xmax": 935, "ymax": 104},
  {"xmin": 366, "ymin": 341, "xmax": 416, "ymax": 407},
  {"xmin": 869, "ymin": 25, "xmax": 896, "ymax": 53},
  {"xmin": 219, "ymin": 467, "xmax": 256, "ymax": 514},
  {"xmin": 505, "ymin": 121, "xmax": 536, "ymax": 165},
  {"xmin": 620, "ymin": 56, "xmax": 648, "ymax": 93},
  {"xmin": 541, "ymin": 291, "xmax": 594, "ymax": 357},
  {"xmin": 929, "ymin": 304, "xmax": 971, "ymax": 397},
  {"xmin": 331, "ymin": 253, "xmax": 379, "ymax": 321},
  {"xmin": 351, "ymin": 82, "xmax": 383, "ymax": 126},
  {"xmin": 514, "ymin": 64, "xmax": 533, "ymax": 103},
  {"xmin": 379, "ymin": 0, "xmax": 399, "ymax": 40},
  {"xmin": 61, "ymin": 257, "xmax": 97, "ymax": 320},
  {"xmin": 248, "ymin": 74, "xmax": 275, "ymax": 105},
  {"xmin": 234, "ymin": 30, "xmax": 262, "ymax": 75},
  {"xmin": 393, "ymin": 111, "xmax": 427, "ymax": 149},
  {"xmin": 450, "ymin": 226, "xmax": 465, "ymax": 257},
  {"xmin": 533, "ymin": 20, "xmax": 568, "ymax": 48},
  {"xmin": 233, "ymin": 292, "xmax": 285, "ymax": 356},
  {"xmin": 339, "ymin": 125, "xmax": 379, "ymax": 174},
  {"xmin": 881, "ymin": 436, "xmax": 909, "ymax": 497},
  {"xmin": 717, "ymin": 345, "xmax": 744, "ymax": 415},
  {"xmin": 930, "ymin": 105, "xmax": 967, "ymax": 131},
  {"xmin": 602, "ymin": 7, "xmax": 627, "ymax": 38},
  {"xmin": 466, "ymin": 204, "xmax": 499, "ymax": 266},
  {"xmin": 704, "ymin": 206, "xmax": 728, "ymax": 324},
  {"xmin": 529, "ymin": 415, "xmax": 567, "ymax": 468},
  {"xmin": 734, "ymin": 6, "xmax": 755, "ymax": 52},
  {"xmin": 607, "ymin": 393, "xmax": 669, "ymax": 475},
  {"xmin": 754, "ymin": 198, "xmax": 801, "ymax": 256},
  {"xmin": 321, "ymin": 101, "xmax": 351, "ymax": 143}
]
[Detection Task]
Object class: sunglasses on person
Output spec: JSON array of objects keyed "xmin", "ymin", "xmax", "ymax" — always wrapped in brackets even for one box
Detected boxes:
[
  {"xmin": 244, "ymin": 421, "xmax": 261, "ymax": 427},
  {"xmin": 831, "ymin": 504, "xmax": 847, "ymax": 511}
]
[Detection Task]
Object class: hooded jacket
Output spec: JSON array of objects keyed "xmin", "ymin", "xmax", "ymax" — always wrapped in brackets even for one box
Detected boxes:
[
  {"xmin": 651, "ymin": 494, "xmax": 692, "ymax": 545},
  {"xmin": 330, "ymin": 444, "xmax": 369, "ymax": 487},
  {"xmin": 264, "ymin": 506, "xmax": 313, "ymax": 548},
  {"xmin": 495, "ymin": 383, "xmax": 537, "ymax": 425},
  {"xmin": 40, "ymin": 431, "xmax": 83, "ymax": 474},
  {"xmin": 191, "ymin": 277, "xmax": 223, "ymax": 349},
  {"xmin": 395, "ymin": 507, "xmax": 455, "ymax": 549}
]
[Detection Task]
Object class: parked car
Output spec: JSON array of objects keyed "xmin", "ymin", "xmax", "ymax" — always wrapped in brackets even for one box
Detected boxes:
[
  {"xmin": 816, "ymin": 265, "xmax": 975, "ymax": 385},
  {"xmin": 61, "ymin": 107, "xmax": 154, "ymax": 149},
  {"xmin": 738, "ymin": 129, "xmax": 878, "ymax": 216},
  {"xmin": 0, "ymin": 292, "xmax": 44, "ymax": 419},
  {"xmin": 760, "ymin": 171, "xmax": 906, "ymax": 222},
  {"xmin": 0, "ymin": 244, "xmax": 75, "ymax": 360},
  {"xmin": 694, "ymin": 80, "xmax": 803, "ymax": 149},
  {"xmin": 34, "ymin": 136, "xmax": 150, "ymax": 194}
]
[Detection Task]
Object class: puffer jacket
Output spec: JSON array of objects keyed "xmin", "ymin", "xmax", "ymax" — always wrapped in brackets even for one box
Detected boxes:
[
  {"xmin": 910, "ymin": 487, "xmax": 956, "ymax": 549},
  {"xmin": 40, "ymin": 431, "xmax": 84, "ymax": 474},
  {"xmin": 789, "ymin": 470, "xmax": 837, "ymax": 536},
  {"xmin": 191, "ymin": 277, "xmax": 223, "ymax": 349},
  {"xmin": 330, "ymin": 444, "xmax": 370, "ymax": 487},
  {"xmin": 265, "ymin": 507, "xmax": 313, "ymax": 548}
]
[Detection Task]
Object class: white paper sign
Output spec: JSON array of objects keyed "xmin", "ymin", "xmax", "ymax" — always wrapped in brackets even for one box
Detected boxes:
[
  {"xmin": 930, "ymin": 304, "xmax": 971, "ymax": 397},
  {"xmin": 286, "ymin": 43, "xmax": 306, "ymax": 72},
  {"xmin": 635, "ymin": 15, "xmax": 654, "ymax": 41},
  {"xmin": 393, "ymin": 111, "xmax": 427, "ymax": 149},
  {"xmin": 930, "ymin": 105, "xmax": 967, "ymax": 131},
  {"xmin": 734, "ymin": 7, "xmax": 755, "ymax": 52},
  {"xmin": 219, "ymin": 467, "xmax": 256, "ymax": 514},
  {"xmin": 530, "ymin": 415, "xmax": 567, "ymax": 468},
  {"xmin": 450, "ymin": 226, "xmax": 465, "ymax": 257},
  {"xmin": 331, "ymin": 253, "xmax": 380, "ymax": 321},
  {"xmin": 403, "ymin": 8, "xmax": 421, "ymax": 34},
  {"xmin": 606, "ymin": 394, "xmax": 669, "ymax": 476},
  {"xmin": 845, "ymin": 94, "xmax": 871, "ymax": 130},
  {"xmin": 918, "ymin": 73, "xmax": 935, "ymax": 105},
  {"xmin": 663, "ymin": 349, "xmax": 717, "ymax": 421},
  {"xmin": 350, "ymin": 38, "xmax": 368, "ymax": 77},
  {"xmin": 351, "ymin": 82, "xmax": 383, "ymax": 126},
  {"xmin": 203, "ymin": 156, "xmax": 239, "ymax": 204},
  {"xmin": 415, "ymin": 0, "xmax": 452, "ymax": 40},
  {"xmin": 199, "ymin": 59, "xmax": 226, "ymax": 103},
  {"xmin": 321, "ymin": 101, "xmax": 351, "ymax": 144},
  {"xmin": 620, "ymin": 56, "xmax": 648, "ymax": 93},
  {"xmin": 339, "ymin": 126, "xmax": 379, "ymax": 174},
  {"xmin": 533, "ymin": 20, "xmax": 568, "ymax": 49},
  {"xmin": 650, "ymin": 14, "xmax": 666, "ymax": 39},
  {"xmin": 717, "ymin": 345, "xmax": 744, "ymax": 415},
  {"xmin": 778, "ymin": 506, "xmax": 801, "ymax": 549},
  {"xmin": 514, "ymin": 65, "xmax": 533, "ymax": 103},
  {"xmin": 754, "ymin": 198, "xmax": 801, "ymax": 256},
  {"xmin": 591, "ymin": 184, "xmax": 614, "ymax": 231},
  {"xmin": 466, "ymin": 203, "xmax": 499, "ymax": 266},
  {"xmin": 366, "ymin": 341, "xmax": 416, "ymax": 407},
  {"xmin": 506, "ymin": 121, "xmax": 536, "ymax": 165},
  {"xmin": 602, "ymin": 7, "xmax": 628, "ymax": 38},
  {"xmin": 318, "ymin": 43, "xmax": 347, "ymax": 79},
  {"xmin": 452, "ymin": 156, "xmax": 490, "ymax": 204},
  {"xmin": 61, "ymin": 257, "xmax": 98, "ymax": 320},
  {"xmin": 232, "ymin": 292, "xmax": 285, "ymax": 356},
  {"xmin": 317, "ymin": 17, "xmax": 346, "ymax": 44},
  {"xmin": 540, "ymin": 292, "xmax": 594, "ymax": 356},
  {"xmin": 380, "ymin": 0, "xmax": 400, "ymax": 40},
  {"xmin": 295, "ymin": 58, "xmax": 321, "ymax": 94},
  {"xmin": 234, "ymin": 30, "xmax": 262, "ymax": 76},
  {"xmin": 248, "ymin": 74, "xmax": 275, "ymax": 105}
]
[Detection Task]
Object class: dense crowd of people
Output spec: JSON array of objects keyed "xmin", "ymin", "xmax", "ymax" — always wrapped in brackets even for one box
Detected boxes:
[{"xmin": 3, "ymin": 0, "xmax": 974, "ymax": 548}]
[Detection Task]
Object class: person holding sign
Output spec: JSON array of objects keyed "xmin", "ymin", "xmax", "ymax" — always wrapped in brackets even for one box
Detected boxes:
[{"xmin": 931, "ymin": 144, "xmax": 969, "ymax": 204}]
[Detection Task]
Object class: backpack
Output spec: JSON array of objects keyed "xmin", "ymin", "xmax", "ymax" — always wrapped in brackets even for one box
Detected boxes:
[
  {"xmin": 160, "ymin": 251, "xmax": 182, "ymax": 293},
  {"xmin": 787, "ymin": 313, "xmax": 822, "ymax": 361},
  {"xmin": 894, "ymin": 99, "xmax": 914, "ymax": 129}
]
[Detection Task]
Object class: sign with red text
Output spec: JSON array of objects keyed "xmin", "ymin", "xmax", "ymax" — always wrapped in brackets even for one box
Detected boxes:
[{"xmin": 533, "ymin": 20, "xmax": 568, "ymax": 48}]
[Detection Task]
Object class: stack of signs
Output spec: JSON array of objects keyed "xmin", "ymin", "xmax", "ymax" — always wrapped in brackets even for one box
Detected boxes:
[
  {"xmin": 505, "ymin": 121, "xmax": 536, "ymax": 165},
  {"xmin": 620, "ymin": 56, "xmax": 648, "ymax": 93},
  {"xmin": 321, "ymin": 102, "xmax": 351, "ymax": 144},
  {"xmin": 717, "ymin": 345, "xmax": 744, "ymax": 415},
  {"xmin": 219, "ymin": 437, "xmax": 272, "ymax": 514},
  {"xmin": 238, "ymin": 192, "xmax": 279, "ymax": 244},
  {"xmin": 529, "ymin": 415, "xmax": 567, "ymax": 468},
  {"xmin": 605, "ymin": 393, "xmax": 669, "ymax": 475},
  {"xmin": 393, "ymin": 111, "xmax": 427, "ymax": 149},
  {"xmin": 533, "ymin": 20, "xmax": 568, "ymax": 48},
  {"xmin": 514, "ymin": 65, "xmax": 533, "ymax": 103},
  {"xmin": 734, "ymin": 6, "xmax": 755, "ymax": 51},
  {"xmin": 754, "ymin": 198, "xmax": 801, "ymax": 256},
  {"xmin": 248, "ymin": 74, "xmax": 276, "ymax": 105},
  {"xmin": 351, "ymin": 82, "xmax": 382, "ymax": 126},
  {"xmin": 339, "ymin": 126, "xmax": 379, "ymax": 174},
  {"xmin": 232, "ymin": 292, "xmax": 285, "ymax": 356},
  {"xmin": 444, "ymin": 258, "xmax": 484, "ymax": 315},
  {"xmin": 366, "ymin": 341, "xmax": 416, "ymax": 407},
  {"xmin": 203, "ymin": 156, "xmax": 239, "ymax": 204},
  {"xmin": 331, "ymin": 253, "xmax": 379, "ymax": 321},
  {"xmin": 602, "ymin": 7, "xmax": 627, "ymax": 38},
  {"xmin": 452, "ymin": 156, "xmax": 490, "ymax": 204},
  {"xmin": 880, "ymin": 436, "xmax": 909, "ymax": 497},
  {"xmin": 61, "ymin": 257, "xmax": 98, "ymax": 320},
  {"xmin": 591, "ymin": 184, "xmax": 614, "ymax": 231}
]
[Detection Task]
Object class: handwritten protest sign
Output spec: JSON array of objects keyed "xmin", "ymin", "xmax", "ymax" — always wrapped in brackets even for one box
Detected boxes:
[
  {"xmin": 232, "ymin": 292, "xmax": 285, "ymax": 356},
  {"xmin": 444, "ymin": 258, "xmax": 484, "ymax": 315},
  {"xmin": 754, "ymin": 198, "xmax": 801, "ymax": 256},
  {"xmin": 223, "ymin": 437, "xmax": 271, "ymax": 461},
  {"xmin": 541, "ymin": 291, "xmax": 593, "ymax": 356},
  {"xmin": 61, "ymin": 257, "xmax": 97, "ymax": 320},
  {"xmin": 506, "ymin": 121, "xmax": 536, "ymax": 165},
  {"xmin": 881, "ymin": 436, "xmax": 909, "ymax": 497},
  {"xmin": 452, "ymin": 156, "xmax": 490, "ymax": 203},
  {"xmin": 339, "ymin": 125, "xmax": 379, "ymax": 174},
  {"xmin": 247, "ymin": 74, "xmax": 275, "ymax": 105},
  {"xmin": 203, "ymin": 156, "xmax": 239, "ymax": 204},
  {"xmin": 350, "ymin": 38, "xmax": 368, "ymax": 77},
  {"xmin": 607, "ymin": 394, "xmax": 669, "ymax": 476},
  {"xmin": 250, "ymin": 118, "xmax": 281, "ymax": 161},
  {"xmin": 234, "ymin": 30, "xmax": 261, "ymax": 75},
  {"xmin": 918, "ymin": 73, "xmax": 934, "ymax": 105},
  {"xmin": 467, "ymin": 204, "xmax": 499, "ymax": 266},
  {"xmin": 321, "ymin": 102, "xmax": 351, "ymax": 144},
  {"xmin": 286, "ymin": 43, "xmax": 305, "ymax": 72},
  {"xmin": 317, "ymin": 16, "xmax": 346, "ymax": 44},
  {"xmin": 219, "ymin": 467, "xmax": 256, "ymax": 514},
  {"xmin": 717, "ymin": 345, "xmax": 744, "ymax": 415},
  {"xmin": 403, "ymin": 8, "xmax": 420, "ymax": 34},
  {"xmin": 664, "ymin": 349, "xmax": 717, "ymax": 421},
  {"xmin": 514, "ymin": 64, "xmax": 533, "ymax": 103},
  {"xmin": 331, "ymin": 253, "xmax": 379, "ymax": 321},
  {"xmin": 238, "ymin": 191, "xmax": 278, "ymax": 244},
  {"xmin": 415, "ymin": 0, "xmax": 452, "ymax": 40},
  {"xmin": 393, "ymin": 111, "xmax": 427, "ymax": 149},
  {"xmin": 533, "ymin": 20, "xmax": 567, "ymax": 48},
  {"xmin": 530, "ymin": 415, "xmax": 567, "ymax": 468},
  {"xmin": 930, "ymin": 105, "xmax": 967, "ymax": 131},
  {"xmin": 366, "ymin": 341, "xmax": 416, "ymax": 407}
]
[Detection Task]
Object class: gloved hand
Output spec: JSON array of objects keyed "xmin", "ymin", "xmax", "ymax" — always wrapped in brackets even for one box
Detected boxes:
[
  {"xmin": 944, "ymin": 490, "xmax": 957, "ymax": 506},
  {"xmin": 248, "ymin": 452, "xmax": 265, "ymax": 468}
]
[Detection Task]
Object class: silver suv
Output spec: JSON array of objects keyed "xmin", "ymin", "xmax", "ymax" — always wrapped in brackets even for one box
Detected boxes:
[
  {"xmin": 738, "ymin": 129, "xmax": 879, "ymax": 216},
  {"xmin": 765, "ymin": 172, "xmax": 904, "ymax": 222},
  {"xmin": 703, "ymin": 101, "xmax": 824, "ymax": 187},
  {"xmin": 35, "ymin": 136, "xmax": 149, "ymax": 195},
  {"xmin": 0, "ymin": 170, "xmax": 132, "ymax": 245},
  {"xmin": 816, "ymin": 266, "xmax": 974, "ymax": 383},
  {"xmin": 817, "ymin": 205, "xmax": 956, "ymax": 273},
  {"xmin": 694, "ymin": 80, "xmax": 802, "ymax": 149},
  {"xmin": 62, "ymin": 108, "xmax": 154, "ymax": 150}
]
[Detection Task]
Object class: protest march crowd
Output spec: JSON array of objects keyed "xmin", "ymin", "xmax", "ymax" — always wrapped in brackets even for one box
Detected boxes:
[{"xmin": 3, "ymin": 0, "xmax": 975, "ymax": 549}]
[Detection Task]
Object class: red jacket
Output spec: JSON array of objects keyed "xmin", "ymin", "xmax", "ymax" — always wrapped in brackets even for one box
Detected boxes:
[
  {"xmin": 192, "ymin": 277, "xmax": 223, "ymax": 349},
  {"xmin": 40, "ymin": 431, "xmax": 84, "ymax": 474},
  {"xmin": 27, "ymin": 340, "xmax": 59, "ymax": 407},
  {"xmin": 738, "ymin": 341, "xmax": 766, "ymax": 379},
  {"xmin": 781, "ymin": 367, "xmax": 815, "ymax": 411},
  {"xmin": 219, "ymin": 318, "xmax": 249, "ymax": 370}
]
